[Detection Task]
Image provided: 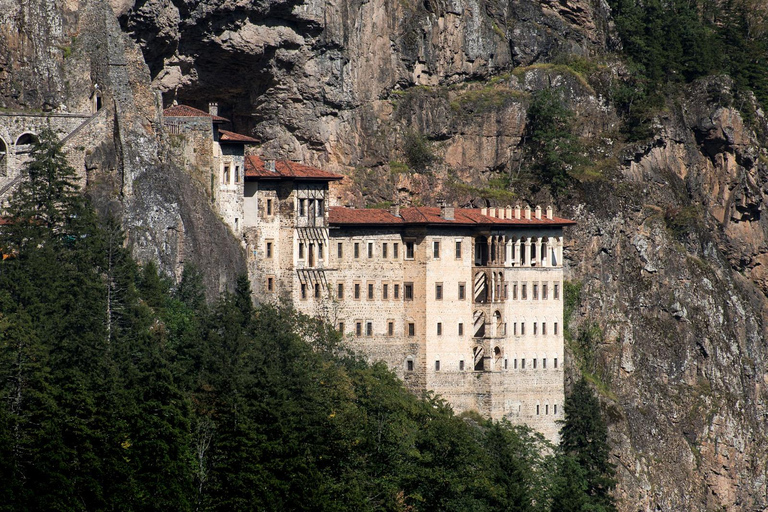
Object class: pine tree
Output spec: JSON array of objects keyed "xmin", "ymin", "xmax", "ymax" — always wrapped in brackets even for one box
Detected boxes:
[{"xmin": 558, "ymin": 377, "xmax": 617, "ymax": 511}]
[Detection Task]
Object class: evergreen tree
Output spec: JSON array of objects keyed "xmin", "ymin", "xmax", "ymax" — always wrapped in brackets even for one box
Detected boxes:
[{"xmin": 558, "ymin": 377, "xmax": 617, "ymax": 512}]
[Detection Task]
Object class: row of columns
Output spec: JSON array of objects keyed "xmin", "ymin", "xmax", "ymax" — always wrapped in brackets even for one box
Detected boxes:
[{"xmin": 478, "ymin": 236, "xmax": 564, "ymax": 267}]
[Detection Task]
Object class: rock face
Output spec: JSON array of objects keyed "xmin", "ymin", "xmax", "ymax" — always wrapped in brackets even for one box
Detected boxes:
[
  {"xmin": 0, "ymin": 0, "xmax": 246, "ymax": 299},
  {"xmin": 4, "ymin": 0, "xmax": 768, "ymax": 509}
]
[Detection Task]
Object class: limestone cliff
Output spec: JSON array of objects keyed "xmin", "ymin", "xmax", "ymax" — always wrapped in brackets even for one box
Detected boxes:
[{"xmin": 3, "ymin": 0, "xmax": 768, "ymax": 509}]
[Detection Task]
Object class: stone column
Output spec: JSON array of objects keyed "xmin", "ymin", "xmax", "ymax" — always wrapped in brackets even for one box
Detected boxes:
[{"xmin": 524, "ymin": 238, "xmax": 531, "ymax": 266}]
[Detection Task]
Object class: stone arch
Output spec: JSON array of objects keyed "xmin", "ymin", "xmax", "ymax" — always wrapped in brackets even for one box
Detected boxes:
[
  {"xmin": 0, "ymin": 137, "xmax": 7, "ymax": 176},
  {"xmin": 91, "ymin": 87, "xmax": 103, "ymax": 113},
  {"xmin": 15, "ymin": 132, "xmax": 38, "ymax": 155},
  {"xmin": 493, "ymin": 310, "xmax": 503, "ymax": 337}
]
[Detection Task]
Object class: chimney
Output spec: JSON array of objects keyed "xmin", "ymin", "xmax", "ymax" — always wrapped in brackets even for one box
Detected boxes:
[
  {"xmin": 546, "ymin": 205, "xmax": 553, "ymax": 220},
  {"xmin": 515, "ymin": 204, "xmax": 521, "ymax": 219},
  {"xmin": 208, "ymin": 102, "xmax": 219, "ymax": 117},
  {"xmin": 441, "ymin": 204, "xmax": 455, "ymax": 221},
  {"xmin": 506, "ymin": 206, "xmax": 512, "ymax": 219},
  {"xmin": 535, "ymin": 205, "xmax": 542, "ymax": 220},
  {"xmin": 525, "ymin": 205, "xmax": 531, "ymax": 220},
  {"xmin": 481, "ymin": 207, "xmax": 488, "ymax": 216},
  {"xmin": 390, "ymin": 203, "xmax": 401, "ymax": 217},
  {"xmin": 265, "ymin": 158, "xmax": 276, "ymax": 172}
]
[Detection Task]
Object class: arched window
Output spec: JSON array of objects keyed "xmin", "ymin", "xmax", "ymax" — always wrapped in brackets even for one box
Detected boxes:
[
  {"xmin": 0, "ymin": 138, "xmax": 7, "ymax": 176},
  {"xmin": 15, "ymin": 133, "xmax": 38, "ymax": 155}
]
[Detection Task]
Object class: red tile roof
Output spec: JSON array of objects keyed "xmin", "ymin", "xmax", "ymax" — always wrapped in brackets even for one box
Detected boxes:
[
  {"xmin": 163, "ymin": 104, "xmax": 229, "ymax": 123},
  {"xmin": 245, "ymin": 155, "xmax": 343, "ymax": 181},
  {"xmin": 218, "ymin": 129, "xmax": 259, "ymax": 143},
  {"xmin": 328, "ymin": 206, "xmax": 576, "ymax": 227}
]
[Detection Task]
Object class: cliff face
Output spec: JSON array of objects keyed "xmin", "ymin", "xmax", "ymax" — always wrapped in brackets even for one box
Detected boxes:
[
  {"xmin": 4, "ymin": 0, "xmax": 768, "ymax": 509},
  {"xmin": 0, "ymin": 0, "xmax": 246, "ymax": 298}
]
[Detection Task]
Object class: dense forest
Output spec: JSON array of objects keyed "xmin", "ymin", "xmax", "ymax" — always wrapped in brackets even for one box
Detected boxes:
[{"xmin": 0, "ymin": 133, "xmax": 615, "ymax": 510}]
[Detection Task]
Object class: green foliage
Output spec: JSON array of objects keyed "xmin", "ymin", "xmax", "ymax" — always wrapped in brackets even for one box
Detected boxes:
[
  {"xmin": 0, "ymin": 129, "xmax": 616, "ymax": 510},
  {"xmin": 404, "ymin": 131, "xmax": 436, "ymax": 171},
  {"xmin": 664, "ymin": 205, "xmax": 701, "ymax": 240},
  {"xmin": 449, "ymin": 86, "xmax": 526, "ymax": 115},
  {"xmin": 526, "ymin": 89, "xmax": 584, "ymax": 193},
  {"xmin": 557, "ymin": 378, "xmax": 617, "ymax": 512},
  {"xmin": 607, "ymin": 0, "xmax": 768, "ymax": 136}
]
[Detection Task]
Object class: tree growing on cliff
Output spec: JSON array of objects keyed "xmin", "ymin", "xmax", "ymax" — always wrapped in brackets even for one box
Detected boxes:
[
  {"xmin": 556, "ymin": 377, "xmax": 617, "ymax": 512},
  {"xmin": 526, "ymin": 89, "xmax": 582, "ymax": 193}
]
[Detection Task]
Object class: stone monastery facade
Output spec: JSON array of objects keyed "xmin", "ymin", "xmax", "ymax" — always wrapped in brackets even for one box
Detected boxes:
[{"xmin": 164, "ymin": 105, "xmax": 575, "ymax": 441}]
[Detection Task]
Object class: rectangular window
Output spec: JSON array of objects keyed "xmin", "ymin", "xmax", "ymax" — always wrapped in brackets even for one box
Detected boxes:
[
  {"xmin": 460, "ymin": 360, "xmax": 465, "ymax": 371},
  {"xmin": 354, "ymin": 243, "xmax": 360, "ymax": 258},
  {"xmin": 514, "ymin": 359, "xmax": 518, "ymax": 369},
  {"xmin": 387, "ymin": 321, "xmax": 394, "ymax": 336},
  {"xmin": 433, "ymin": 241, "xmax": 440, "ymax": 258},
  {"xmin": 534, "ymin": 322, "xmax": 538, "ymax": 335},
  {"xmin": 368, "ymin": 283, "xmax": 374, "ymax": 300},
  {"xmin": 435, "ymin": 283, "xmax": 443, "ymax": 300},
  {"xmin": 522, "ymin": 284, "xmax": 527, "ymax": 300},
  {"xmin": 437, "ymin": 322, "xmax": 442, "ymax": 336},
  {"xmin": 366, "ymin": 321, "xmax": 373, "ymax": 336},
  {"xmin": 266, "ymin": 199, "xmax": 273, "ymax": 216},
  {"xmin": 458, "ymin": 283, "xmax": 466, "ymax": 300},
  {"xmin": 542, "ymin": 322, "xmax": 547, "ymax": 335},
  {"xmin": 554, "ymin": 358, "xmax": 558, "ymax": 368},
  {"xmin": 513, "ymin": 322, "xmax": 517, "ymax": 335},
  {"xmin": 405, "ymin": 241, "xmax": 415, "ymax": 259},
  {"xmin": 458, "ymin": 323, "xmax": 464, "ymax": 336},
  {"xmin": 338, "ymin": 322, "xmax": 344, "ymax": 333},
  {"xmin": 266, "ymin": 241, "xmax": 273, "ymax": 259},
  {"xmin": 382, "ymin": 243, "xmax": 388, "ymax": 259},
  {"xmin": 533, "ymin": 284, "xmax": 538, "ymax": 300},
  {"xmin": 521, "ymin": 358, "xmax": 526, "ymax": 369},
  {"xmin": 223, "ymin": 165, "xmax": 230, "ymax": 184},
  {"xmin": 404, "ymin": 283, "xmax": 414, "ymax": 300},
  {"xmin": 504, "ymin": 284, "xmax": 508, "ymax": 299},
  {"xmin": 435, "ymin": 360, "xmax": 440, "ymax": 371},
  {"xmin": 382, "ymin": 283, "xmax": 389, "ymax": 300},
  {"xmin": 536, "ymin": 405, "xmax": 540, "ymax": 415},
  {"xmin": 394, "ymin": 284, "xmax": 400, "ymax": 299},
  {"xmin": 354, "ymin": 283, "xmax": 361, "ymax": 299},
  {"xmin": 554, "ymin": 322, "xmax": 559, "ymax": 335},
  {"xmin": 533, "ymin": 358, "xmax": 537, "ymax": 369},
  {"xmin": 455, "ymin": 240, "xmax": 462, "ymax": 259},
  {"xmin": 337, "ymin": 242, "xmax": 343, "ymax": 259},
  {"xmin": 543, "ymin": 358, "xmax": 547, "ymax": 369},
  {"xmin": 368, "ymin": 242, "xmax": 373, "ymax": 259},
  {"xmin": 337, "ymin": 283, "xmax": 344, "ymax": 299},
  {"xmin": 298, "ymin": 242, "xmax": 305, "ymax": 259},
  {"xmin": 267, "ymin": 277, "xmax": 274, "ymax": 292},
  {"xmin": 543, "ymin": 284, "xmax": 548, "ymax": 300},
  {"xmin": 317, "ymin": 199, "xmax": 324, "ymax": 217},
  {"xmin": 407, "ymin": 360, "xmax": 414, "ymax": 371},
  {"xmin": 299, "ymin": 198, "xmax": 306, "ymax": 216},
  {"xmin": 234, "ymin": 166, "xmax": 240, "ymax": 183},
  {"xmin": 356, "ymin": 322, "xmax": 362, "ymax": 336},
  {"xmin": 318, "ymin": 242, "xmax": 324, "ymax": 260},
  {"xmin": 314, "ymin": 283, "xmax": 321, "ymax": 298},
  {"xmin": 554, "ymin": 404, "xmax": 558, "ymax": 415},
  {"xmin": 504, "ymin": 358, "xmax": 508, "ymax": 370},
  {"xmin": 554, "ymin": 284, "xmax": 560, "ymax": 299},
  {"xmin": 546, "ymin": 404, "xmax": 549, "ymax": 415},
  {"xmin": 301, "ymin": 284, "xmax": 307, "ymax": 300},
  {"xmin": 393, "ymin": 242, "xmax": 399, "ymax": 258},
  {"xmin": 521, "ymin": 322, "xmax": 525, "ymax": 335},
  {"xmin": 408, "ymin": 322, "xmax": 415, "ymax": 336}
]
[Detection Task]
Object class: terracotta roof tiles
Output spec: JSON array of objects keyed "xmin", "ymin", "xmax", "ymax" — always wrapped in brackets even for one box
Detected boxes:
[
  {"xmin": 218, "ymin": 129, "xmax": 259, "ymax": 143},
  {"xmin": 245, "ymin": 155, "xmax": 343, "ymax": 181},
  {"xmin": 163, "ymin": 104, "xmax": 229, "ymax": 123},
  {"xmin": 328, "ymin": 206, "xmax": 576, "ymax": 227}
]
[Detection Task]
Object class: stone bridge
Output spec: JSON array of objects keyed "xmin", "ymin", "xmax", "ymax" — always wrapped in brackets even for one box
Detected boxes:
[{"xmin": 0, "ymin": 107, "xmax": 110, "ymax": 202}]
